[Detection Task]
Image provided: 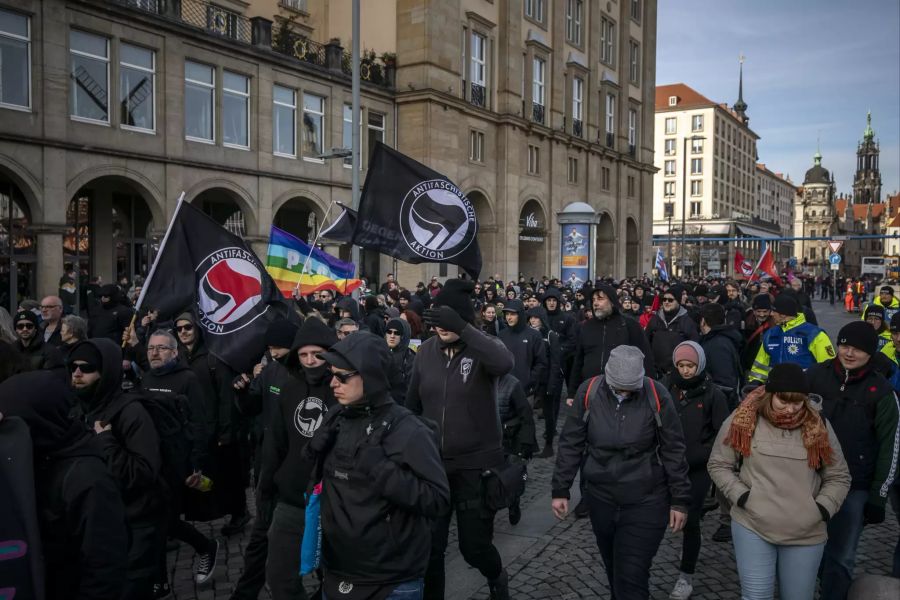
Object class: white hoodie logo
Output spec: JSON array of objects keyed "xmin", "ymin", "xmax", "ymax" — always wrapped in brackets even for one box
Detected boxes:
[{"xmin": 460, "ymin": 357, "xmax": 473, "ymax": 383}]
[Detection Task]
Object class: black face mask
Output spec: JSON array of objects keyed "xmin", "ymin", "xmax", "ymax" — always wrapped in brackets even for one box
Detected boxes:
[{"xmin": 303, "ymin": 362, "xmax": 330, "ymax": 385}]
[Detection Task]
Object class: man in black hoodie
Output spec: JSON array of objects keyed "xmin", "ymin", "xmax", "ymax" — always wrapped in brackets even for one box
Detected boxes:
[
  {"xmin": 526, "ymin": 307, "xmax": 564, "ymax": 457},
  {"xmin": 499, "ymin": 299, "xmax": 548, "ymax": 399},
  {"xmin": 406, "ymin": 279, "xmax": 515, "ymax": 600},
  {"xmin": 386, "ymin": 316, "xmax": 416, "ymax": 407},
  {"xmin": 542, "ymin": 287, "xmax": 576, "ymax": 378},
  {"xmin": 0, "ymin": 372, "xmax": 129, "ymax": 600},
  {"xmin": 645, "ymin": 284, "xmax": 700, "ymax": 377},
  {"xmin": 363, "ymin": 295, "xmax": 387, "ymax": 336},
  {"xmin": 68, "ymin": 338, "xmax": 164, "ymax": 600},
  {"xmin": 698, "ymin": 303, "xmax": 743, "ymax": 407},
  {"xmin": 88, "ymin": 284, "xmax": 135, "ymax": 343},
  {"xmin": 12, "ymin": 309, "xmax": 65, "ymax": 376},
  {"xmin": 311, "ymin": 331, "xmax": 450, "ymax": 599},
  {"xmin": 258, "ymin": 317, "xmax": 338, "ymax": 600}
]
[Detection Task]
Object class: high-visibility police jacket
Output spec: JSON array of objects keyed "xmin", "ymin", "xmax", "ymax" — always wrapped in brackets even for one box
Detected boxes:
[
  {"xmin": 879, "ymin": 341, "xmax": 900, "ymax": 391},
  {"xmin": 749, "ymin": 314, "xmax": 835, "ymax": 382},
  {"xmin": 861, "ymin": 296, "xmax": 900, "ymax": 322},
  {"xmin": 877, "ymin": 329, "xmax": 892, "ymax": 352}
]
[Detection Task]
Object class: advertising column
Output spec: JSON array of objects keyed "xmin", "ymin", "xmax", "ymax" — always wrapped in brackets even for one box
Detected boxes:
[{"xmin": 557, "ymin": 202, "xmax": 599, "ymax": 288}]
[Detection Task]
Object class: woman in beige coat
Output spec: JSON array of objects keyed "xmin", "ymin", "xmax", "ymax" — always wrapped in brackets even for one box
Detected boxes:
[{"xmin": 708, "ymin": 362, "xmax": 851, "ymax": 600}]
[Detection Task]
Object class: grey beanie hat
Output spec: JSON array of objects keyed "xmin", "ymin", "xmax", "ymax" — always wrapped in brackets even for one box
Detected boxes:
[{"xmin": 604, "ymin": 345, "xmax": 646, "ymax": 391}]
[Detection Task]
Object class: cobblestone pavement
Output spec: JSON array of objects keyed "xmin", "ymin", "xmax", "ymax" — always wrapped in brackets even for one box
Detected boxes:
[{"xmin": 170, "ymin": 298, "xmax": 900, "ymax": 599}]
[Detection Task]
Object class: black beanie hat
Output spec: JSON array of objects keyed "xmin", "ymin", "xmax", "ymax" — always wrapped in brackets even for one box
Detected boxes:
[
  {"xmin": 364, "ymin": 295, "xmax": 380, "ymax": 312},
  {"xmin": 837, "ymin": 321, "xmax": 877, "ymax": 355},
  {"xmin": 399, "ymin": 290, "xmax": 412, "ymax": 301},
  {"xmin": 772, "ymin": 294, "xmax": 799, "ymax": 317},
  {"xmin": 694, "ymin": 284, "xmax": 709, "ymax": 298},
  {"xmin": 265, "ymin": 318, "xmax": 299, "ymax": 349},
  {"xmin": 765, "ymin": 363, "xmax": 809, "ymax": 394},
  {"xmin": 752, "ymin": 294, "xmax": 772, "ymax": 310},
  {"xmin": 891, "ymin": 312, "xmax": 900, "ymax": 332},
  {"xmin": 667, "ymin": 285, "xmax": 685, "ymax": 303},
  {"xmin": 865, "ymin": 304, "xmax": 886, "ymax": 321},
  {"xmin": 293, "ymin": 316, "xmax": 338, "ymax": 350},
  {"xmin": 432, "ymin": 279, "xmax": 476, "ymax": 324},
  {"xmin": 13, "ymin": 310, "xmax": 38, "ymax": 327},
  {"xmin": 68, "ymin": 342, "xmax": 103, "ymax": 369}
]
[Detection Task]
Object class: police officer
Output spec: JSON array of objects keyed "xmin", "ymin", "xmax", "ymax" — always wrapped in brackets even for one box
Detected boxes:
[
  {"xmin": 749, "ymin": 294, "xmax": 834, "ymax": 383},
  {"xmin": 862, "ymin": 285, "xmax": 900, "ymax": 322}
]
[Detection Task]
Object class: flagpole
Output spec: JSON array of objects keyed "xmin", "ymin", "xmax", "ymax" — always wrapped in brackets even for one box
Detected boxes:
[
  {"xmin": 135, "ymin": 192, "xmax": 186, "ymax": 312},
  {"xmin": 295, "ymin": 199, "xmax": 337, "ymax": 291}
]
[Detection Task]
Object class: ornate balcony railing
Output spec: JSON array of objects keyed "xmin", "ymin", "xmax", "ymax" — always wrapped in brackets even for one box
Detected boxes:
[
  {"xmin": 470, "ymin": 83, "xmax": 486, "ymax": 108},
  {"xmin": 572, "ymin": 118, "xmax": 583, "ymax": 138},
  {"xmin": 532, "ymin": 102, "xmax": 544, "ymax": 124}
]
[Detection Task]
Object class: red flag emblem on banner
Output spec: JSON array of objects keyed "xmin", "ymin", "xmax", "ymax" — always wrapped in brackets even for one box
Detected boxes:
[{"xmin": 734, "ymin": 251, "xmax": 754, "ymax": 279}]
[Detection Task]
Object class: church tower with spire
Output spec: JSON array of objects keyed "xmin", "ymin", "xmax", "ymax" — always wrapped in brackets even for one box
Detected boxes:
[
  {"xmin": 852, "ymin": 111, "xmax": 882, "ymax": 204},
  {"xmin": 733, "ymin": 55, "xmax": 749, "ymax": 124}
]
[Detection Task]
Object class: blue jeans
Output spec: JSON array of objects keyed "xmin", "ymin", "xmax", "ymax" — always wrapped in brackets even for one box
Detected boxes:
[
  {"xmin": 731, "ymin": 521, "xmax": 825, "ymax": 600},
  {"xmin": 820, "ymin": 489, "xmax": 868, "ymax": 600},
  {"xmin": 325, "ymin": 579, "xmax": 424, "ymax": 600}
]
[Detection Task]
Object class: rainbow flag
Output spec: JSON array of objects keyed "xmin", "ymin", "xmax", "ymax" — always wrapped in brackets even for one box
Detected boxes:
[{"xmin": 266, "ymin": 226, "xmax": 362, "ymax": 297}]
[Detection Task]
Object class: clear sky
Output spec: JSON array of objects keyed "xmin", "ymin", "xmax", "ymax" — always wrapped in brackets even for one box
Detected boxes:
[{"xmin": 656, "ymin": 0, "xmax": 900, "ymax": 197}]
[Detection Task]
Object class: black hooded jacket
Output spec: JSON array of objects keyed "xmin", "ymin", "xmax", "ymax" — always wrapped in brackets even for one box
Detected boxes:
[
  {"xmin": 312, "ymin": 332, "xmax": 450, "ymax": 586},
  {"xmin": 646, "ymin": 305, "xmax": 700, "ymax": 375},
  {"xmin": 542, "ymin": 287, "xmax": 576, "ymax": 357},
  {"xmin": 15, "ymin": 334, "xmax": 66, "ymax": 376},
  {"xmin": 181, "ymin": 333, "xmax": 241, "ymax": 446},
  {"xmin": 527, "ymin": 307, "xmax": 564, "ymax": 401},
  {"xmin": 663, "ymin": 370, "xmax": 730, "ymax": 470},
  {"xmin": 568, "ymin": 285, "xmax": 655, "ymax": 395},
  {"xmin": 70, "ymin": 339, "xmax": 164, "ymax": 523},
  {"xmin": 386, "ymin": 318, "xmax": 416, "ymax": 407},
  {"xmin": 497, "ymin": 374, "xmax": 538, "ymax": 457},
  {"xmin": 336, "ymin": 296, "xmax": 367, "ymax": 329},
  {"xmin": 699, "ymin": 324, "xmax": 744, "ymax": 392},
  {"xmin": 87, "ymin": 285, "xmax": 135, "ymax": 343},
  {"xmin": 0, "ymin": 372, "xmax": 129, "ymax": 600},
  {"xmin": 499, "ymin": 300, "xmax": 548, "ymax": 394}
]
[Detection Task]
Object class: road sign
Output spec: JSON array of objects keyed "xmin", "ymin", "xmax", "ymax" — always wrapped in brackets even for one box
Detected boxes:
[
  {"xmin": 831, "ymin": 263, "xmax": 840, "ymax": 271},
  {"xmin": 828, "ymin": 240, "xmax": 844, "ymax": 253},
  {"xmin": 829, "ymin": 253, "xmax": 842, "ymax": 265},
  {"xmin": 789, "ymin": 257, "xmax": 798, "ymax": 267}
]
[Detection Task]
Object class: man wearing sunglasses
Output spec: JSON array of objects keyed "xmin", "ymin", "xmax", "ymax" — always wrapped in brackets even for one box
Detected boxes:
[
  {"xmin": 13, "ymin": 309, "xmax": 65, "ymax": 376},
  {"xmin": 68, "ymin": 338, "xmax": 165, "ymax": 600},
  {"xmin": 645, "ymin": 284, "xmax": 700, "ymax": 377},
  {"xmin": 385, "ymin": 317, "xmax": 416, "ymax": 407},
  {"xmin": 309, "ymin": 331, "xmax": 449, "ymax": 600}
]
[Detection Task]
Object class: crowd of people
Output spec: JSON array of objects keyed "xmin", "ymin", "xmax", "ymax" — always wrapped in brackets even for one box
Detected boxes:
[{"xmin": 1, "ymin": 270, "xmax": 899, "ymax": 600}]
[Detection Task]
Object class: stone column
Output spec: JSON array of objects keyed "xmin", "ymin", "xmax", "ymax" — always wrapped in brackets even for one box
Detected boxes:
[{"xmin": 32, "ymin": 224, "xmax": 67, "ymax": 299}]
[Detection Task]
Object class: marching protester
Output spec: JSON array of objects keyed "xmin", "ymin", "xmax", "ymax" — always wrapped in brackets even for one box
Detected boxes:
[
  {"xmin": 552, "ymin": 345, "xmax": 692, "ymax": 600},
  {"xmin": 806, "ymin": 322, "xmax": 900, "ymax": 600},
  {"xmin": 741, "ymin": 294, "xmax": 774, "ymax": 373},
  {"xmin": 708, "ymin": 364, "xmax": 851, "ymax": 600},
  {"xmin": 526, "ymin": 307, "xmax": 564, "ymax": 457},
  {"xmin": 646, "ymin": 284, "xmax": 700, "ymax": 376},
  {"xmin": 310, "ymin": 331, "xmax": 451, "ymax": 599},
  {"xmin": 497, "ymin": 372, "xmax": 538, "ymax": 524},
  {"xmin": 698, "ymin": 302, "xmax": 743, "ymax": 407},
  {"xmin": 12, "ymin": 309, "xmax": 65, "ymax": 375},
  {"xmin": 406, "ymin": 279, "xmax": 515, "ymax": 600},
  {"xmin": 88, "ymin": 284, "xmax": 136, "ymax": 343},
  {"xmin": 499, "ymin": 299, "xmax": 548, "ymax": 403},
  {"xmin": 385, "ymin": 316, "xmax": 416, "ymax": 407},
  {"xmin": 863, "ymin": 304, "xmax": 892, "ymax": 351},
  {"xmin": 60, "ymin": 314, "xmax": 88, "ymax": 353},
  {"xmin": 862, "ymin": 284, "xmax": 900, "ymax": 322}
]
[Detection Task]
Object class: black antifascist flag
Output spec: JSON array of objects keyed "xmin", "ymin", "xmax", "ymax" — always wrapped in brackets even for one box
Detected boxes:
[
  {"xmin": 319, "ymin": 201, "xmax": 357, "ymax": 243},
  {"xmin": 137, "ymin": 200, "xmax": 293, "ymax": 373},
  {"xmin": 353, "ymin": 142, "xmax": 482, "ymax": 279}
]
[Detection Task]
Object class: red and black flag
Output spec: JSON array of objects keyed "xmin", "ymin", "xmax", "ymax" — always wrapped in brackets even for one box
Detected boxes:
[
  {"xmin": 352, "ymin": 142, "xmax": 482, "ymax": 279},
  {"xmin": 137, "ymin": 196, "xmax": 293, "ymax": 373}
]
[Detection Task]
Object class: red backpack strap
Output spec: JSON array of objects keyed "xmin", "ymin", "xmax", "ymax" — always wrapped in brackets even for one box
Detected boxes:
[
  {"xmin": 648, "ymin": 379, "xmax": 663, "ymax": 428},
  {"xmin": 583, "ymin": 376, "xmax": 599, "ymax": 411}
]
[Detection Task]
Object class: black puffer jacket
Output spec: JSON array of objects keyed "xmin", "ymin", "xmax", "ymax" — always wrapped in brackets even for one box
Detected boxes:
[
  {"xmin": 646, "ymin": 306, "xmax": 700, "ymax": 375},
  {"xmin": 71, "ymin": 338, "xmax": 164, "ymax": 523},
  {"xmin": 664, "ymin": 371, "xmax": 730, "ymax": 470},
  {"xmin": 386, "ymin": 318, "xmax": 416, "ymax": 407},
  {"xmin": 16, "ymin": 336, "xmax": 66, "ymax": 376},
  {"xmin": 552, "ymin": 376, "xmax": 692, "ymax": 509},
  {"xmin": 499, "ymin": 301, "xmax": 548, "ymax": 395},
  {"xmin": 527, "ymin": 307, "xmax": 564, "ymax": 402},
  {"xmin": 699, "ymin": 325, "xmax": 744, "ymax": 392}
]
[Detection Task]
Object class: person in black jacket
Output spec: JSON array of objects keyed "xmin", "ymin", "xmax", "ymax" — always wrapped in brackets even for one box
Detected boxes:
[
  {"xmin": 336, "ymin": 296, "xmax": 367, "ymax": 330},
  {"xmin": 406, "ymin": 279, "xmax": 515, "ymax": 600},
  {"xmin": 87, "ymin": 284, "xmax": 135, "ymax": 343},
  {"xmin": 499, "ymin": 299, "xmax": 548, "ymax": 400},
  {"xmin": 12, "ymin": 309, "xmax": 65, "ymax": 376},
  {"xmin": 552, "ymin": 345, "xmax": 691, "ymax": 600},
  {"xmin": 309, "ymin": 331, "xmax": 450, "ymax": 599},
  {"xmin": 496, "ymin": 373, "xmax": 537, "ymax": 525},
  {"xmin": 68, "ymin": 338, "xmax": 164, "ymax": 600},
  {"xmin": 741, "ymin": 294, "xmax": 775, "ymax": 373},
  {"xmin": 698, "ymin": 303, "xmax": 743, "ymax": 408},
  {"xmin": 663, "ymin": 342, "xmax": 729, "ymax": 600},
  {"xmin": 542, "ymin": 287, "xmax": 576, "ymax": 382},
  {"xmin": 258, "ymin": 317, "xmax": 338, "ymax": 600},
  {"xmin": 386, "ymin": 317, "xmax": 416, "ymax": 407},
  {"xmin": 363, "ymin": 295, "xmax": 387, "ymax": 337},
  {"xmin": 646, "ymin": 285, "xmax": 700, "ymax": 377},
  {"xmin": 0, "ymin": 372, "xmax": 129, "ymax": 600},
  {"xmin": 527, "ymin": 307, "xmax": 564, "ymax": 458}
]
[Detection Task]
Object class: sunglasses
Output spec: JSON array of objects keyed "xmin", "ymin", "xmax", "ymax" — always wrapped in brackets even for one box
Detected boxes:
[
  {"xmin": 330, "ymin": 370, "xmax": 359, "ymax": 384},
  {"xmin": 68, "ymin": 362, "xmax": 98, "ymax": 374},
  {"xmin": 175, "ymin": 324, "xmax": 194, "ymax": 332},
  {"xmin": 15, "ymin": 322, "xmax": 35, "ymax": 330},
  {"xmin": 386, "ymin": 329, "xmax": 401, "ymax": 336},
  {"xmin": 662, "ymin": 297, "xmax": 677, "ymax": 303}
]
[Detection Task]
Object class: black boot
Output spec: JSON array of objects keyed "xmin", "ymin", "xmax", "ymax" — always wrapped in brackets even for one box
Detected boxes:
[
  {"xmin": 536, "ymin": 442, "xmax": 554, "ymax": 458},
  {"xmin": 508, "ymin": 499, "xmax": 521, "ymax": 525},
  {"xmin": 488, "ymin": 569, "xmax": 510, "ymax": 600}
]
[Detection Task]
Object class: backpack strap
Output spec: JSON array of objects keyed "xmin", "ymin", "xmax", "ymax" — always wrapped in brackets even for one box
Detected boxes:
[
  {"xmin": 647, "ymin": 379, "xmax": 663, "ymax": 428},
  {"xmin": 582, "ymin": 376, "xmax": 600, "ymax": 411}
]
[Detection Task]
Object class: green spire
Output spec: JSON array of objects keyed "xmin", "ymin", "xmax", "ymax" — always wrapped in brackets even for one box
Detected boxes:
[{"xmin": 863, "ymin": 110, "xmax": 874, "ymax": 141}]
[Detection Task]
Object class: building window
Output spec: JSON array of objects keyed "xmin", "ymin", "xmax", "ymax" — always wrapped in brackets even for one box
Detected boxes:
[
  {"xmin": 470, "ymin": 31, "xmax": 486, "ymax": 107},
  {"xmin": 302, "ymin": 92, "xmax": 325, "ymax": 159},
  {"xmin": 691, "ymin": 158, "xmax": 703, "ymax": 174},
  {"xmin": 525, "ymin": 0, "xmax": 544, "ymax": 23},
  {"xmin": 600, "ymin": 17, "xmax": 616, "ymax": 65},
  {"xmin": 119, "ymin": 43, "xmax": 154, "ymax": 131},
  {"xmin": 629, "ymin": 41, "xmax": 640, "ymax": 84},
  {"xmin": 605, "ymin": 93, "xmax": 615, "ymax": 138},
  {"xmin": 627, "ymin": 109, "xmax": 637, "ymax": 149},
  {"xmin": 627, "ymin": 175, "xmax": 635, "ymax": 198},
  {"xmin": 567, "ymin": 156, "xmax": 578, "ymax": 183},
  {"xmin": 367, "ymin": 111, "xmax": 384, "ymax": 166},
  {"xmin": 664, "ymin": 181, "xmax": 675, "ymax": 197},
  {"xmin": 631, "ymin": 0, "xmax": 641, "ymax": 21},
  {"xmin": 527, "ymin": 144, "xmax": 540, "ymax": 175},
  {"xmin": 70, "ymin": 30, "xmax": 109, "ymax": 123},
  {"xmin": 273, "ymin": 85, "xmax": 296, "ymax": 157},
  {"xmin": 0, "ymin": 8, "xmax": 30, "ymax": 109},
  {"xmin": 668, "ymin": 95, "xmax": 677, "ymax": 107},
  {"xmin": 184, "ymin": 60, "xmax": 214, "ymax": 142},
  {"xmin": 601, "ymin": 166, "xmax": 610, "ymax": 190},
  {"xmin": 691, "ymin": 138, "xmax": 703, "ymax": 154},
  {"xmin": 469, "ymin": 129, "xmax": 484, "ymax": 162},
  {"xmin": 566, "ymin": 0, "xmax": 583, "ymax": 45},
  {"xmin": 664, "ymin": 160, "xmax": 675, "ymax": 176},
  {"xmin": 691, "ymin": 180, "xmax": 703, "ymax": 196},
  {"xmin": 572, "ymin": 76, "xmax": 583, "ymax": 136},
  {"xmin": 665, "ymin": 117, "xmax": 676, "ymax": 134},
  {"xmin": 532, "ymin": 57, "xmax": 545, "ymax": 123},
  {"xmin": 692, "ymin": 114, "xmax": 703, "ymax": 131},
  {"xmin": 223, "ymin": 71, "xmax": 249, "ymax": 148},
  {"xmin": 690, "ymin": 201, "xmax": 701, "ymax": 217},
  {"xmin": 341, "ymin": 105, "xmax": 354, "ymax": 167},
  {"xmin": 664, "ymin": 138, "xmax": 676, "ymax": 155}
]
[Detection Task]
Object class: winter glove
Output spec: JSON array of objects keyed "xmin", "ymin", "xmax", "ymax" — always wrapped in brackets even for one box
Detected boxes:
[
  {"xmin": 863, "ymin": 502, "xmax": 885, "ymax": 525},
  {"xmin": 357, "ymin": 443, "xmax": 388, "ymax": 477},
  {"xmin": 736, "ymin": 491, "xmax": 750, "ymax": 508},
  {"xmin": 816, "ymin": 502, "xmax": 831, "ymax": 523},
  {"xmin": 423, "ymin": 306, "xmax": 467, "ymax": 334}
]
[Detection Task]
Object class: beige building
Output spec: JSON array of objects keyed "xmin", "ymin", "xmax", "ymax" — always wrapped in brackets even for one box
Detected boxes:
[
  {"xmin": 0, "ymin": 0, "xmax": 658, "ymax": 312},
  {"xmin": 755, "ymin": 163, "xmax": 796, "ymax": 261}
]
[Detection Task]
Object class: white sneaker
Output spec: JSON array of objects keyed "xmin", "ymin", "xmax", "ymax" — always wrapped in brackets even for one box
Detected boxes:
[{"xmin": 669, "ymin": 577, "xmax": 693, "ymax": 600}]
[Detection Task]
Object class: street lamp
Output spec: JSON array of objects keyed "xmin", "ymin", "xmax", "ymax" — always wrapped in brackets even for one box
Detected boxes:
[{"xmin": 681, "ymin": 134, "xmax": 706, "ymax": 277}]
